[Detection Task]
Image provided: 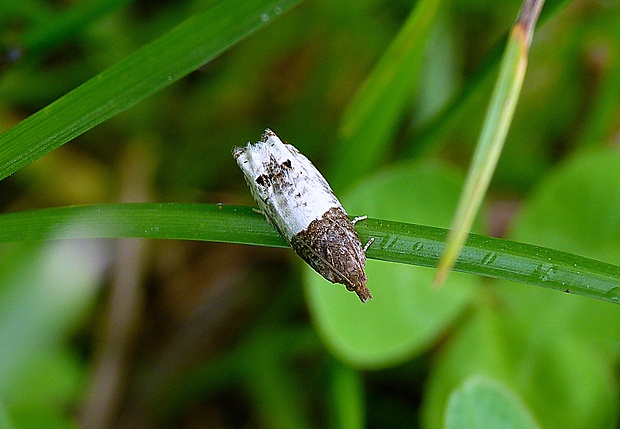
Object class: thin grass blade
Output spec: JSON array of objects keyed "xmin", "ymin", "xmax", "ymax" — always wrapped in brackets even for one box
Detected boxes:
[
  {"xmin": 435, "ymin": 0, "xmax": 545, "ymax": 286},
  {"xmin": 0, "ymin": 203, "xmax": 617, "ymax": 305}
]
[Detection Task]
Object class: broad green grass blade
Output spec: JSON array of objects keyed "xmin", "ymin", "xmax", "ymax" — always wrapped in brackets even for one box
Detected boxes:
[
  {"xmin": 436, "ymin": 0, "xmax": 544, "ymax": 285},
  {"xmin": 330, "ymin": 0, "xmax": 441, "ymax": 188},
  {"xmin": 0, "ymin": 0, "xmax": 302, "ymax": 181},
  {"xmin": 0, "ymin": 203, "xmax": 617, "ymax": 305}
]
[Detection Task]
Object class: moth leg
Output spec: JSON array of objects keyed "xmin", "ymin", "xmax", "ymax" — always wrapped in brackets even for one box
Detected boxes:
[
  {"xmin": 351, "ymin": 215, "xmax": 368, "ymax": 225},
  {"xmin": 252, "ymin": 208, "xmax": 264, "ymax": 215},
  {"xmin": 363, "ymin": 237, "xmax": 375, "ymax": 253},
  {"xmin": 352, "ymin": 215, "xmax": 374, "ymax": 253}
]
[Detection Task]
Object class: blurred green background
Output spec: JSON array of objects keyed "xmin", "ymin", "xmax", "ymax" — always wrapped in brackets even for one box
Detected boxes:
[{"xmin": 0, "ymin": 0, "xmax": 619, "ymax": 428}]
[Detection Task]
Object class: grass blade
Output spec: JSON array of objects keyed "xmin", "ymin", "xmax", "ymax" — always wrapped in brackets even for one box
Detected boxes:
[
  {"xmin": 0, "ymin": 203, "xmax": 617, "ymax": 305},
  {"xmin": 0, "ymin": 0, "xmax": 302, "ymax": 181},
  {"xmin": 435, "ymin": 0, "xmax": 545, "ymax": 286}
]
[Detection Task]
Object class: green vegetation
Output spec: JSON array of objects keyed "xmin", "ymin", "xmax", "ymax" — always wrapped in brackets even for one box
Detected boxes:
[{"xmin": 0, "ymin": 0, "xmax": 619, "ymax": 427}]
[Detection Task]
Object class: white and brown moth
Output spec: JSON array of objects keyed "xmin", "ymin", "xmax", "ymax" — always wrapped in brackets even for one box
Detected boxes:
[{"xmin": 232, "ymin": 129, "xmax": 373, "ymax": 302}]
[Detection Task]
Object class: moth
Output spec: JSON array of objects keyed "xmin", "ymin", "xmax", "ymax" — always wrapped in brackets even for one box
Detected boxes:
[{"xmin": 232, "ymin": 129, "xmax": 373, "ymax": 302}]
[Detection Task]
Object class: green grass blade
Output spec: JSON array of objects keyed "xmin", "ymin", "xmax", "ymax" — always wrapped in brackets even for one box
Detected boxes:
[
  {"xmin": 330, "ymin": 0, "xmax": 441, "ymax": 189},
  {"xmin": 0, "ymin": 203, "xmax": 288, "ymax": 247},
  {"xmin": 0, "ymin": 0, "xmax": 302, "ymax": 181},
  {"xmin": 0, "ymin": 203, "xmax": 617, "ymax": 305},
  {"xmin": 359, "ymin": 217, "xmax": 620, "ymax": 305},
  {"xmin": 436, "ymin": 0, "xmax": 544, "ymax": 285}
]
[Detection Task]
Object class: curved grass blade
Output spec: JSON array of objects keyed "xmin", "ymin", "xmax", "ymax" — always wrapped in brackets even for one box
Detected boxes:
[
  {"xmin": 0, "ymin": 0, "xmax": 302, "ymax": 181},
  {"xmin": 435, "ymin": 0, "xmax": 545, "ymax": 286},
  {"xmin": 0, "ymin": 203, "xmax": 617, "ymax": 305}
]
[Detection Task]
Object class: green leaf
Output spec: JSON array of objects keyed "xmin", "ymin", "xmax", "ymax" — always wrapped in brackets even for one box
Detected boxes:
[
  {"xmin": 511, "ymin": 150, "xmax": 620, "ymax": 263},
  {"xmin": 445, "ymin": 376, "xmax": 539, "ymax": 429},
  {"xmin": 0, "ymin": 0, "xmax": 302, "ymax": 181},
  {"xmin": 423, "ymin": 149, "xmax": 620, "ymax": 429},
  {"xmin": 422, "ymin": 308, "xmax": 617, "ymax": 429}
]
